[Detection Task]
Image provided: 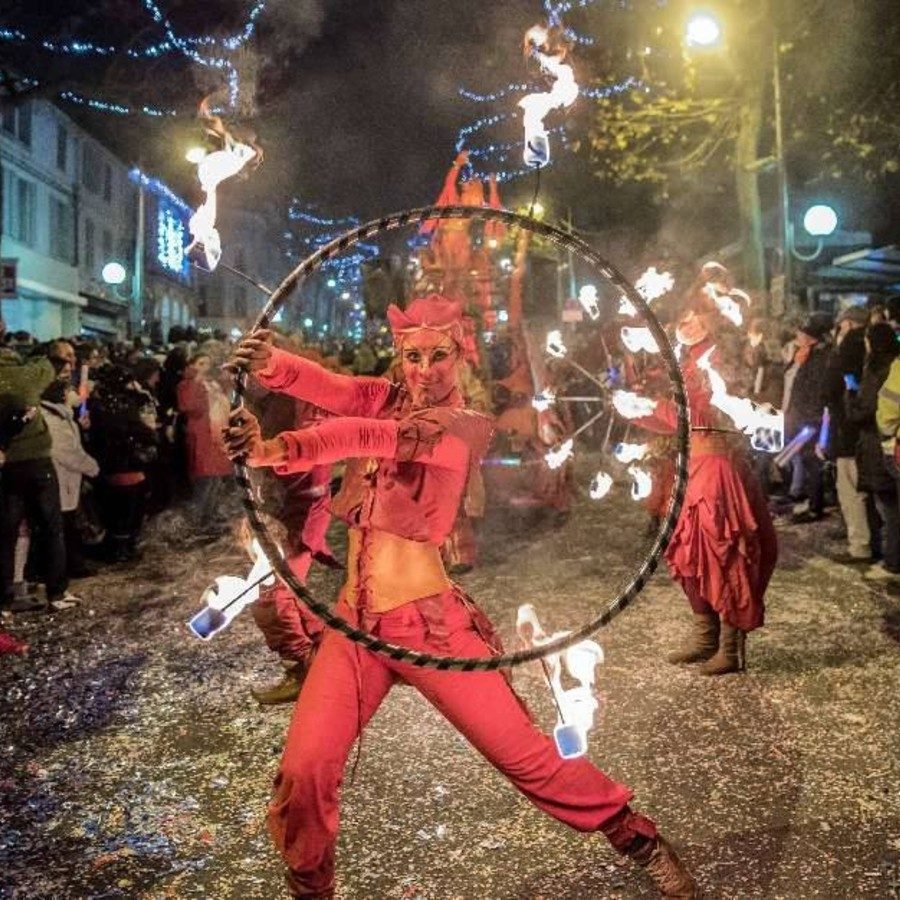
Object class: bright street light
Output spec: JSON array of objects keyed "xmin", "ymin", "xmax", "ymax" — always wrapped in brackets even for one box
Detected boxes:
[
  {"xmin": 686, "ymin": 13, "xmax": 722, "ymax": 47},
  {"xmin": 803, "ymin": 204, "xmax": 838, "ymax": 237},
  {"xmin": 102, "ymin": 261, "xmax": 127, "ymax": 285},
  {"xmin": 185, "ymin": 146, "xmax": 207, "ymax": 164}
]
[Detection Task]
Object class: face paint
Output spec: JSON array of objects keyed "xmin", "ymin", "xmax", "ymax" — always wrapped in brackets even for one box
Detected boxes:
[{"xmin": 399, "ymin": 329, "xmax": 460, "ymax": 406}]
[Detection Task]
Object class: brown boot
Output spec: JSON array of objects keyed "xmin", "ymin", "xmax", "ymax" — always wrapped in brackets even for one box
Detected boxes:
[
  {"xmin": 699, "ymin": 622, "xmax": 746, "ymax": 675},
  {"xmin": 631, "ymin": 836, "xmax": 700, "ymax": 899},
  {"xmin": 666, "ymin": 613, "xmax": 719, "ymax": 664},
  {"xmin": 251, "ymin": 656, "xmax": 312, "ymax": 705}
]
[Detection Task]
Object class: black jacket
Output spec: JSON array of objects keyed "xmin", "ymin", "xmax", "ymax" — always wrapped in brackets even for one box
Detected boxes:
[
  {"xmin": 785, "ymin": 343, "xmax": 830, "ymax": 439},
  {"xmin": 824, "ymin": 329, "xmax": 866, "ymax": 459},
  {"xmin": 846, "ymin": 360, "xmax": 894, "ymax": 494}
]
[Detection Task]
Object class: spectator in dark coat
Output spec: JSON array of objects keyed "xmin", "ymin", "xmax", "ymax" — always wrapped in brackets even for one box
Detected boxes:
[
  {"xmin": 848, "ymin": 323, "xmax": 900, "ymax": 580},
  {"xmin": 783, "ymin": 314, "xmax": 832, "ymax": 522},
  {"xmin": 824, "ymin": 310, "xmax": 870, "ymax": 560}
]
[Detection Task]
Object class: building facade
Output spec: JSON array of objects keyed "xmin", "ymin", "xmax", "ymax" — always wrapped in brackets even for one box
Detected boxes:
[{"xmin": 0, "ymin": 97, "xmax": 210, "ymax": 343}]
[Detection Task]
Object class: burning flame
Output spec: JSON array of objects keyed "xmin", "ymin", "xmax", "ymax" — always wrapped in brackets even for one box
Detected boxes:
[
  {"xmin": 187, "ymin": 537, "xmax": 276, "ymax": 640},
  {"xmin": 628, "ymin": 465, "xmax": 653, "ymax": 500},
  {"xmin": 635, "ymin": 267, "xmax": 674, "ymax": 302},
  {"xmin": 613, "ymin": 442, "xmax": 648, "ymax": 464},
  {"xmin": 532, "ymin": 388, "xmax": 556, "ymax": 412},
  {"xmin": 516, "ymin": 603, "xmax": 604, "ymax": 759},
  {"xmin": 621, "ymin": 326, "xmax": 661, "ymax": 354},
  {"xmin": 186, "ymin": 99, "xmax": 261, "ymax": 272},
  {"xmin": 612, "ymin": 390, "xmax": 658, "ymax": 420},
  {"xmin": 589, "ymin": 471, "xmax": 614, "ymax": 500},
  {"xmin": 545, "ymin": 329, "xmax": 568, "ymax": 359},
  {"xmin": 520, "ymin": 25, "xmax": 579, "ymax": 168},
  {"xmin": 544, "ymin": 438, "xmax": 573, "ymax": 470},
  {"xmin": 618, "ymin": 294, "xmax": 638, "ymax": 317},
  {"xmin": 695, "ymin": 346, "xmax": 784, "ymax": 452},
  {"xmin": 578, "ymin": 284, "xmax": 601, "ymax": 320}
]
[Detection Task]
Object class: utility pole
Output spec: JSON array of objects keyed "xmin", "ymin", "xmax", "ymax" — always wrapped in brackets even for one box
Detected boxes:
[
  {"xmin": 772, "ymin": 27, "xmax": 792, "ymax": 313},
  {"xmin": 131, "ymin": 170, "xmax": 145, "ymax": 338}
]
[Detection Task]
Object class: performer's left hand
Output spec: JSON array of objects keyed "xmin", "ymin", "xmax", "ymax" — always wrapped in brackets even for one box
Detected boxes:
[{"xmin": 223, "ymin": 409, "xmax": 286, "ymax": 467}]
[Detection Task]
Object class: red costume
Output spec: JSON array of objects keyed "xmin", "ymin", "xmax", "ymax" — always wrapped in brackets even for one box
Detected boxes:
[
  {"xmin": 633, "ymin": 338, "xmax": 777, "ymax": 634},
  {"xmin": 242, "ymin": 296, "xmax": 675, "ymax": 898},
  {"xmin": 177, "ymin": 374, "xmax": 232, "ymax": 479}
]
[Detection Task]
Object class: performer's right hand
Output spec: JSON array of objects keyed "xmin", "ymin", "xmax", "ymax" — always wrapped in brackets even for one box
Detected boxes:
[{"xmin": 225, "ymin": 328, "xmax": 274, "ymax": 373}]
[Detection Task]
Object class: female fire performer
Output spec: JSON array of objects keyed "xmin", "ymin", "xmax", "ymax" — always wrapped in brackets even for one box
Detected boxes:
[
  {"xmin": 613, "ymin": 272, "xmax": 778, "ymax": 674},
  {"xmin": 225, "ymin": 295, "xmax": 698, "ymax": 899}
]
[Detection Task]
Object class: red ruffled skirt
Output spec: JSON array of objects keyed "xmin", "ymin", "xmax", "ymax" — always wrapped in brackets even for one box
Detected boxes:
[{"xmin": 665, "ymin": 452, "xmax": 777, "ymax": 632}]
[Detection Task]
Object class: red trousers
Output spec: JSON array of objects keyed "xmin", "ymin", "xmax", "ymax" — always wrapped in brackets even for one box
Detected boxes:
[
  {"xmin": 267, "ymin": 592, "xmax": 655, "ymax": 897},
  {"xmin": 251, "ymin": 553, "xmax": 324, "ymax": 664}
]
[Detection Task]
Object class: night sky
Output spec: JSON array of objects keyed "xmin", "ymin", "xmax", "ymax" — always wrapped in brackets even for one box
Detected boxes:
[{"xmin": 3, "ymin": 0, "xmax": 900, "ymax": 257}]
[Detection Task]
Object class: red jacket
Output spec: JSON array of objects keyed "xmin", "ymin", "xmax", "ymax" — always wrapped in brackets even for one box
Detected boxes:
[
  {"xmin": 177, "ymin": 374, "xmax": 232, "ymax": 478},
  {"xmin": 255, "ymin": 348, "xmax": 493, "ymax": 546}
]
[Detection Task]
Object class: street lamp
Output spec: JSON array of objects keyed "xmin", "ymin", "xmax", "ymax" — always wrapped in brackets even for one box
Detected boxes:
[
  {"xmin": 789, "ymin": 203, "xmax": 839, "ymax": 261},
  {"xmin": 102, "ymin": 261, "xmax": 127, "ymax": 286},
  {"xmin": 685, "ymin": 12, "xmax": 722, "ymax": 48}
]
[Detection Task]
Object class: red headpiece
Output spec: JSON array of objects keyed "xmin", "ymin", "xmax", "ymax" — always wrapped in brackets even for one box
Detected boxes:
[{"xmin": 387, "ymin": 294, "xmax": 465, "ymax": 347}]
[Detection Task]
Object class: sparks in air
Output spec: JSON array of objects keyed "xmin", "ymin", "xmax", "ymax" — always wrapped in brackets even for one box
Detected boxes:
[{"xmin": 520, "ymin": 25, "xmax": 579, "ymax": 168}]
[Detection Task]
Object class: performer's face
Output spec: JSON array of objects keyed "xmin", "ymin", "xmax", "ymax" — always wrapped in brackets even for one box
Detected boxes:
[
  {"xmin": 675, "ymin": 310, "xmax": 709, "ymax": 347},
  {"xmin": 399, "ymin": 329, "xmax": 459, "ymax": 405}
]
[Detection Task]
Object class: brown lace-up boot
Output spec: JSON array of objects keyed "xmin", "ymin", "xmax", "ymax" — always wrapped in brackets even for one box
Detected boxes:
[
  {"xmin": 666, "ymin": 612, "xmax": 719, "ymax": 664},
  {"xmin": 699, "ymin": 621, "xmax": 746, "ymax": 675},
  {"xmin": 251, "ymin": 652, "xmax": 315, "ymax": 705},
  {"xmin": 630, "ymin": 836, "xmax": 700, "ymax": 898}
]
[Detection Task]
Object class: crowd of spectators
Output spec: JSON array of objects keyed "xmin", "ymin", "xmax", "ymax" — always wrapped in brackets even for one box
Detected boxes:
[
  {"xmin": 0, "ymin": 318, "xmax": 387, "ymax": 654},
  {"xmin": 4, "ymin": 294, "xmax": 900, "ymax": 656}
]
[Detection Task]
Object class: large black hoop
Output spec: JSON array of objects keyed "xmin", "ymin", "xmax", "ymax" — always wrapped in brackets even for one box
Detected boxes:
[{"xmin": 231, "ymin": 205, "xmax": 690, "ymax": 670}]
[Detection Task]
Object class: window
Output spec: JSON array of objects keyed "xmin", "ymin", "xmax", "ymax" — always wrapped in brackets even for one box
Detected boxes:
[
  {"xmin": 56, "ymin": 124, "xmax": 68, "ymax": 171},
  {"xmin": 101, "ymin": 229, "xmax": 113, "ymax": 264},
  {"xmin": 49, "ymin": 197, "xmax": 75, "ymax": 263},
  {"xmin": 12, "ymin": 177, "xmax": 36, "ymax": 246},
  {"xmin": 103, "ymin": 163, "xmax": 112, "ymax": 203},
  {"xmin": 16, "ymin": 102, "xmax": 31, "ymax": 146},
  {"xmin": 81, "ymin": 144, "xmax": 101, "ymax": 194},
  {"xmin": 1, "ymin": 103, "xmax": 31, "ymax": 146},
  {"xmin": 84, "ymin": 217, "xmax": 95, "ymax": 272}
]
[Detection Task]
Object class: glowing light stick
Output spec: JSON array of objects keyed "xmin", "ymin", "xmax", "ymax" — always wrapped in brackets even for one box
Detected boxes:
[
  {"xmin": 589, "ymin": 471, "xmax": 613, "ymax": 500},
  {"xmin": 628, "ymin": 465, "xmax": 653, "ymax": 500},
  {"xmin": 578, "ymin": 284, "xmax": 601, "ymax": 321},
  {"xmin": 695, "ymin": 346, "xmax": 785, "ymax": 452},
  {"xmin": 187, "ymin": 538, "xmax": 276, "ymax": 640},
  {"xmin": 186, "ymin": 131, "xmax": 259, "ymax": 271},
  {"xmin": 613, "ymin": 442, "xmax": 648, "ymax": 464},
  {"xmin": 612, "ymin": 390, "xmax": 658, "ymax": 419},
  {"xmin": 544, "ymin": 438, "xmax": 573, "ymax": 470},
  {"xmin": 773, "ymin": 424, "xmax": 816, "ymax": 466},
  {"xmin": 520, "ymin": 25, "xmax": 579, "ymax": 168},
  {"xmin": 78, "ymin": 363, "xmax": 89, "ymax": 417},
  {"xmin": 635, "ymin": 267, "xmax": 674, "ymax": 302},
  {"xmin": 516, "ymin": 603, "xmax": 604, "ymax": 759},
  {"xmin": 621, "ymin": 327, "xmax": 661, "ymax": 354}
]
